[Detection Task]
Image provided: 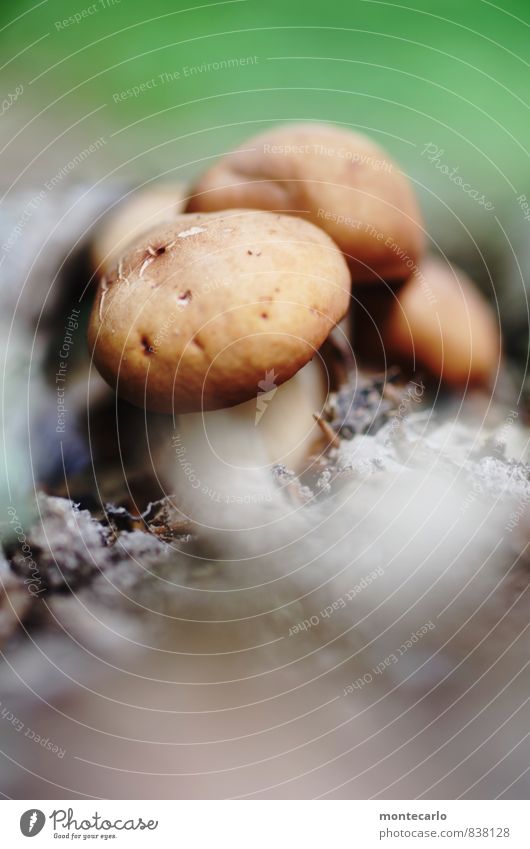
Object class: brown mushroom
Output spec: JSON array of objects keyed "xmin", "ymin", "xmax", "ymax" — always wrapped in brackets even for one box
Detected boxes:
[
  {"xmin": 87, "ymin": 209, "xmax": 350, "ymax": 415},
  {"xmin": 187, "ymin": 123, "xmax": 424, "ymax": 283},
  {"xmin": 353, "ymin": 256, "xmax": 501, "ymax": 387}
]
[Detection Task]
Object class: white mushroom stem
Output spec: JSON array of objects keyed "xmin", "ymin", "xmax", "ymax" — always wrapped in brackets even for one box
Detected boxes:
[
  {"xmin": 174, "ymin": 406, "xmax": 271, "ymax": 531},
  {"xmin": 172, "ymin": 360, "xmax": 327, "ymax": 528}
]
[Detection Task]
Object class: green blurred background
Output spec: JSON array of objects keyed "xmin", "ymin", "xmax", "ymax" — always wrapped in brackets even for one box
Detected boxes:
[{"xmin": 1, "ymin": 0, "xmax": 529, "ymax": 292}]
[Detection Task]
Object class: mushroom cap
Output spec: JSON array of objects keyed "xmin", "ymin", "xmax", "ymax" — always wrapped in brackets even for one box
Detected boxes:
[
  {"xmin": 187, "ymin": 123, "xmax": 424, "ymax": 283},
  {"xmin": 87, "ymin": 209, "xmax": 351, "ymax": 413},
  {"xmin": 354, "ymin": 256, "xmax": 501, "ymax": 386},
  {"xmin": 91, "ymin": 182, "xmax": 186, "ymax": 273}
]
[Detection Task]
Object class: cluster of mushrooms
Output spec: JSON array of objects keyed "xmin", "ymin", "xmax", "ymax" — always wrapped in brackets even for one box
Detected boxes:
[{"xmin": 87, "ymin": 123, "xmax": 500, "ymax": 470}]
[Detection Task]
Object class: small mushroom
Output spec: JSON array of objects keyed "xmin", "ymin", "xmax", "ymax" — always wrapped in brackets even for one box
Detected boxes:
[
  {"xmin": 187, "ymin": 123, "xmax": 424, "ymax": 283},
  {"xmin": 353, "ymin": 256, "xmax": 501, "ymax": 387},
  {"xmin": 87, "ymin": 209, "xmax": 350, "ymax": 414},
  {"xmin": 91, "ymin": 182, "xmax": 186, "ymax": 274}
]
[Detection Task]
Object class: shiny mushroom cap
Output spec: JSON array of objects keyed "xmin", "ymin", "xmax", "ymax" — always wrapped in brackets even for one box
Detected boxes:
[{"xmin": 88, "ymin": 209, "xmax": 351, "ymax": 413}]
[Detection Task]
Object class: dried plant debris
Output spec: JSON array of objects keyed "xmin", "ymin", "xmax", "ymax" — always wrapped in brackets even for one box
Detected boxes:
[
  {"xmin": 331, "ymin": 410, "xmax": 530, "ymax": 507},
  {"xmin": 104, "ymin": 498, "xmax": 192, "ymax": 541},
  {"xmin": 4, "ymin": 494, "xmax": 192, "ymax": 595},
  {"xmin": 135, "ymin": 498, "xmax": 192, "ymax": 541},
  {"xmin": 2, "ymin": 368, "xmax": 529, "ymax": 640},
  {"xmin": 292, "ymin": 370, "xmax": 430, "ymax": 496},
  {"xmin": 298, "ymin": 370, "xmax": 530, "ymax": 515},
  {"xmin": 325, "ymin": 368, "xmax": 427, "ymax": 440},
  {"xmin": 272, "ymin": 465, "xmax": 314, "ymax": 504},
  {"xmin": 7, "ymin": 496, "xmax": 110, "ymax": 592}
]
